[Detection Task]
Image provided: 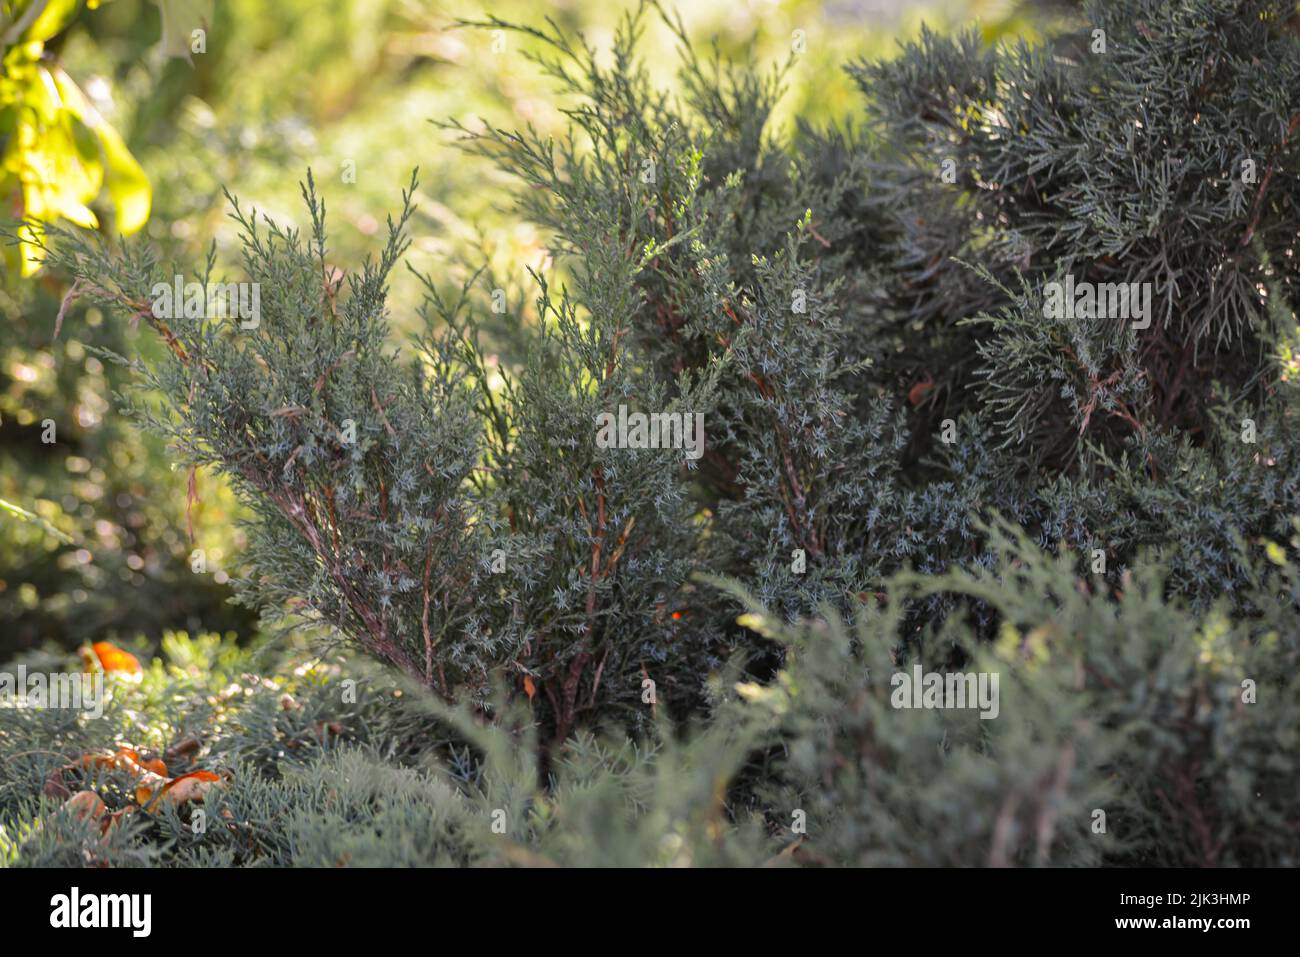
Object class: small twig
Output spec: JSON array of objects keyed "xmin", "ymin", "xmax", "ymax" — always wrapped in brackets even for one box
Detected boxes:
[
  {"xmin": 806, "ymin": 221, "xmax": 832, "ymax": 248},
  {"xmin": 185, "ymin": 466, "xmax": 200, "ymax": 544},
  {"xmin": 371, "ymin": 387, "xmax": 397, "ymax": 437},
  {"xmin": 421, "ymin": 545, "xmax": 435, "ymax": 686},
  {"xmin": 314, "ymin": 348, "xmax": 356, "ymax": 397},
  {"xmin": 587, "ymin": 645, "xmax": 610, "ymax": 709},
  {"xmin": 1241, "ymin": 112, "xmax": 1300, "ymax": 247}
]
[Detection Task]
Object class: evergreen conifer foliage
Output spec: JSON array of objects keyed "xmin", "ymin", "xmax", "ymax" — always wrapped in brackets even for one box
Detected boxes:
[
  {"xmin": 35, "ymin": 0, "xmax": 1300, "ymax": 865},
  {"xmin": 856, "ymin": 0, "xmax": 1300, "ymax": 450},
  {"xmin": 846, "ymin": 0, "xmax": 1300, "ymax": 606},
  {"xmin": 47, "ymin": 176, "xmax": 498, "ymax": 698}
]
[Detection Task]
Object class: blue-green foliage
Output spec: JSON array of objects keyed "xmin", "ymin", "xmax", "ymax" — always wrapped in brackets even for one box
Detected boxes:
[{"xmin": 17, "ymin": 0, "xmax": 1299, "ymax": 866}]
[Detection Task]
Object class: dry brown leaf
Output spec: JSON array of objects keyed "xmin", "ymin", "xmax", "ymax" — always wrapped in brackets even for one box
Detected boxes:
[
  {"xmin": 158, "ymin": 770, "xmax": 222, "ymax": 807},
  {"xmin": 81, "ymin": 747, "xmax": 169, "ymax": 804},
  {"xmin": 103, "ymin": 805, "xmax": 137, "ymax": 834},
  {"xmin": 44, "ymin": 766, "xmax": 73, "ymax": 801},
  {"xmin": 64, "ymin": 790, "xmax": 107, "ymax": 823},
  {"xmin": 313, "ymin": 720, "xmax": 343, "ymax": 738},
  {"xmin": 132, "ymin": 772, "xmax": 170, "ymax": 807},
  {"xmin": 76, "ymin": 746, "xmax": 226, "ymax": 813},
  {"xmin": 82, "ymin": 747, "xmax": 162, "ymax": 776},
  {"xmin": 163, "ymin": 734, "xmax": 202, "ymax": 763},
  {"xmin": 135, "ymin": 753, "xmax": 168, "ymax": 777}
]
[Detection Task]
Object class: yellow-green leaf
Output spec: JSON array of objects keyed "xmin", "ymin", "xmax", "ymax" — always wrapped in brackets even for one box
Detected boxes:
[
  {"xmin": 50, "ymin": 65, "xmax": 150, "ymax": 233},
  {"xmin": 12, "ymin": 0, "xmax": 80, "ymax": 44}
]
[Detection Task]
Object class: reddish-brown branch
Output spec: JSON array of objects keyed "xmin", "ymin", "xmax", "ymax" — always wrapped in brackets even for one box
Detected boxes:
[
  {"xmin": 727, "ymin": 290, "xmax": 824, "ymax": 559},
  {"xmin": 267, "ymin": 482, "xmax": 423, "ymax": 683},
  {"xmin": 314, "ymin": 348, "xmax": 355, "ymax": 397},
  {"xmin": 421, "ymin": 545, "xmax": 435, "ymax": 685},
  {"xmin": 555, "ymin": 322, "xmax": 625, "ymax": 744},
  {"xmin": 371, "ymin": 387, "xmax": 397, "ymax": 437},
  {"xmin": 1241, "ymin": 111, "xmax": 1300, "ymax": 247}
]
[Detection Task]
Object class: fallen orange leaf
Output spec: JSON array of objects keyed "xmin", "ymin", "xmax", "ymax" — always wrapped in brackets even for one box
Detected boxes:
[
  {"xmin": 158, "ymin": 770, "xmax": 222, "ymax": 808},
  {"xmin": 135, "ymin": 754, "xmax": 168, "ymax": 777},
  {"xmin": 80, "ymin": 749, "xmax": 135, "ymax": 773},
  {"xmin": 64, "ymin": 790, "xmax": 106, "ymax": 823},
  {"xmin": 87, "ymin": 641, "xmax": 142, "ymax": 674},
  {"xmin": 313, "ymin": 720, "xmax": 343, "ymax": 739},
  {"xmin": 133, "ymin": 773, "xmax": 170, "ymax": 807},
  {"xmin": 908, "ymin": 373, "xmax": 935, "ymax": 407},
  {"xmin": 76, "ymin": 747, "xmax": 226, "ymax": 812},
  {"xmin": 81, "ymin": 748, "xmax": 170, "ymax": 804},
  {"xmin": 104, "ymin": 805, "xmax": 137, "ymax": 834},
  {"xmin": 82, "ymin": 747, "xmax": 165, "ymax": 777},
  {"xmin": 120, "ymin": 748, "xmax": 167, "ymax": 777}
]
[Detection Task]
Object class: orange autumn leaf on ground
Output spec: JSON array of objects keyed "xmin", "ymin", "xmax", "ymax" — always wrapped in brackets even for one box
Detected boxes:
[
  {"xmin": 159, "ymin": 770, "xmax": 221, "ymax": 807},
  {"xmin": 61, "ymin": 790, "xmax": 137, "ymax": 836},
  {"xmin": 118, "ymin": 748, "xmax": 167, "ymax": 776},
  {"xmin": 104, "ymin": 805, "xmax": 137, "ymax": 833},
  {"xmin": 82, "ymin": 747, "xmax": 167, "ymax": 777},
  {"xmin": 64, "ymin": 789, "xmax": 106, "ymax": 823},
  {"xmin": 78, "ymin": 747, "xmax": 224, "ymax": 811},
  {"xmin": 136, "ymin": 755, "xmax": 168, "ymax": 776},
  {"xmin": 132, "ymin": 772, "xmax": 171, "ymax": 806},
  {"xmin": 81, "ymin": 748, "xmax": 168, "ymax": 804},
  {"xmin": 84, "ymin": 641, "xmax": 142, "ymax": 674}
]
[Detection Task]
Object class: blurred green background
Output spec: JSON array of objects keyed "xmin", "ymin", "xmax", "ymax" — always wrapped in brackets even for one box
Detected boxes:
[{"xmin": 0, "ymin": 0, "xmax": 1071, "ymax": 662}]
